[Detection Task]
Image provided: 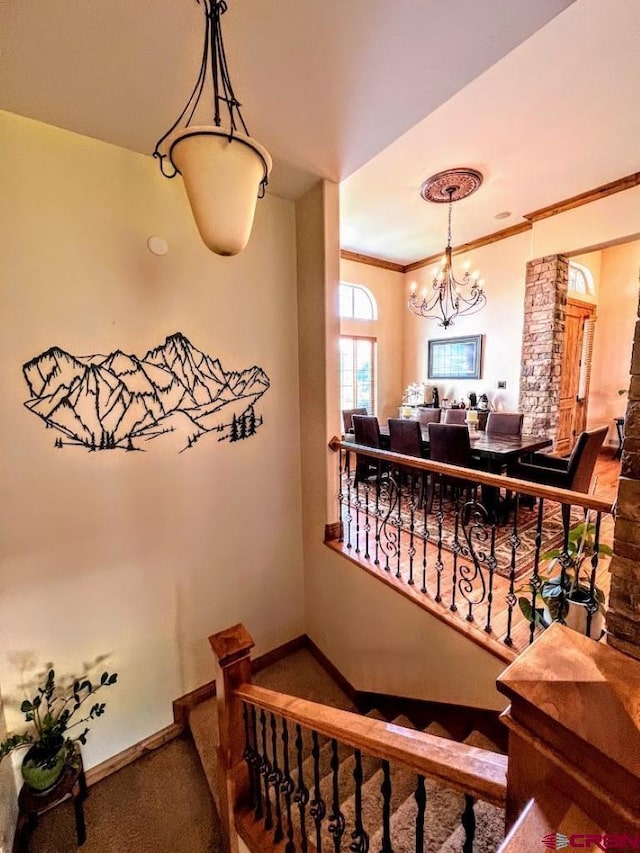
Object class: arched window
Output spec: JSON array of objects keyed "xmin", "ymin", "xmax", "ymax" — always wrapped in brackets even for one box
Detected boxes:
[
  {"xmin": 568, "ymin": 261, "xmax": 595, "ymax": 296},
  {"xmin": 339, "ymin": 283, "xmax": 377, "ymax": 320}
]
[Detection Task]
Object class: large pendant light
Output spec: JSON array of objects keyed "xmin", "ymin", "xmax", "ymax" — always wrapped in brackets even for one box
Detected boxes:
[
  {"xmin": 154, "ymin": 0, "xmax": 272, "ymax": 256},
  {"xmin": 408, "ymin": 168, "xmax": 487, "ymax": 329}
]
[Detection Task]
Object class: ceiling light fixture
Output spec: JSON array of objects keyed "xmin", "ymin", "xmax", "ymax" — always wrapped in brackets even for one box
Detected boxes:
[
  {"xmin": 408, "ymin": 168, "xmax": 487, "ymax": 329},
  {"xmin": 154, "ymin": 0, "xmax": 272, "ymax": 256}
]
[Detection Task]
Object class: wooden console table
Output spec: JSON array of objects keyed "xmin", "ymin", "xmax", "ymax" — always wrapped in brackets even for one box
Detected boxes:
[{"xmin": 13, "ymin": 754, "xmax": 88, "ymax": 852}]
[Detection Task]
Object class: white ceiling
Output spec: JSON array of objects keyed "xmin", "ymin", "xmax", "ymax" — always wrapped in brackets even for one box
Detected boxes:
[
  {"xmin": 340, "ymin": 0, "xmax": 640, "ymax": 265},
  {"xmin": 0, "ymin": 0, "xmax": 574, "ymax": 201}
]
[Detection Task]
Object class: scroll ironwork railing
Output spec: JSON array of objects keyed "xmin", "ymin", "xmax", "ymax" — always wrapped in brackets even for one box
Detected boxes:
[
  {"xmin": 328, "ymin": 438, "xmax": 614, "ymax": 652},
  {"xmin": 236, "ymin": 682, "xmax": 507, "ymax": 853}
]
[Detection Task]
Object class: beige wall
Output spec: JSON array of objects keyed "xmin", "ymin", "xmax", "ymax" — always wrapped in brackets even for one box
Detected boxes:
[
  {"xmin": 0, "ymin": 112, "xmax": 305, "ymax": 772},
  {"xmin": 339, "ymin": 259, "xmax": 404, "ymax": 422},
  {"xmin": 403, "ymin": 231, "xmax": 532, "ymax": 412},
  {"xmin": 588, "ymin": 240, "xmax": 640, "ymax": 443}
]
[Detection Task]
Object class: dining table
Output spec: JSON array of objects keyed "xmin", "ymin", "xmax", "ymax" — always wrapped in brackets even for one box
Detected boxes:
[{"xmin": 344, "ymin": 423, "xmax": 553, "ymax": 522}]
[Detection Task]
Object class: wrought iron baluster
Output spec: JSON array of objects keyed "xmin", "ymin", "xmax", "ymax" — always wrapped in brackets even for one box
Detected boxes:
[
  {"xmin": 328, "ymin": 739, "xmax": 346, "ymax": 852},
  {"xmin": 242, "ymin": 702, "xmax": 256, "ymax": 810},
  {"xmin": 374, "ymin": 475, "xmax": 381, "ymax": 566},
  {"xmin": 461, "ymin": 795, "xmax": 476, "ymax": 853},
  {"xmin": 414, "ymin": 775, "xmax": 426, "ymax": 853},
  {"xmin": 338, "ymin": 451, "xmax": 346, "ymax": 544},
  {"xmin": 309, "ymin": 731, "xmax": 326, "ymax": 853},
  {"xmin": 260, "ymin": 709, "xmax": 274, "ymax": 830},
  {"xmin": 504, "ymin": 493, "xmax": 522, "ymax": 646},
  {"xmin": 251, "ymin": 705, "xmax": 264, "ymax": 820},
  {"xmin": 292, "ymin": 724, "xmax": 309, "ymax": 853},
  {"xmin": 350, "ymin": 749, "xmax": 369, "ymax": 852},
  {"xmin": 363, "ymin": 478, "xmax": 371, "ymax": 560},
  {"xmin": 585, "ymin": 509, "xmax": 602, "ymax": 638},
  {"xmin": 457, "ymin": 498, "xmax": 490, "ymax": 624},
  {"xmin": 380, "ymin": 760, "xmax": 393, "ymax": 853},
  {"xmin": 281, "ymin": 719, "xmax": 296, "ymax": 853},
  {"xmin": 529, "ymin": 497, "xmax": 545, "ymax": 644},
  {"xmin": 421, "ymin": 478, "xmax": 429, "ymax": 594},
  {"xmin": 435, "ymin": 488, "xmax": 445, "ymax": 603},
  {"xmin": 270, "ymin": 713, "xmax": 284, "ymax": 842},
  {"xmin": 484, "ymin": 526, "xmax": 497, "ymax": 634},
  {"xmin": 355, "ymin": 478, "xmax": 361, "ymax": 555},
  {"xmin": 450, "ymin": 499, "xmax": 461, "ymax": 613},
  {"xmin": 407, "ymin": 475, "xmax": 417, "ymax": 586},
  {"xmin": 556, "ymin": 504, "xmax": 572, "ymax": 626},
  {"xmin": 345, "ymin": 453, "xmax": 353, "ymax": 550},
  {"xmin": 396, "ymin": 477, "xmax": 403, "ymax": 579}
]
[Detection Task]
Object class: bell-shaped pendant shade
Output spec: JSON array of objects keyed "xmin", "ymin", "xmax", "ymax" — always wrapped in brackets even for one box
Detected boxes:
[{"xmin": 166, "ymin": 127, "xmax": 272, "ymax": 256}]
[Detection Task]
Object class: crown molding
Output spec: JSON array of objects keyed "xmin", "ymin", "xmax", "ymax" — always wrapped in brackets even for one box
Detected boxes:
[{"xmin": 341, "ymin": 172, "xmax": 640, "ymax": 274}]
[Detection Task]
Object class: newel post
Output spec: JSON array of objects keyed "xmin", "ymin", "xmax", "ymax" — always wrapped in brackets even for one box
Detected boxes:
[{"xmin": 209, "ymin": 623, "xmax": 255, "ymax": 853}]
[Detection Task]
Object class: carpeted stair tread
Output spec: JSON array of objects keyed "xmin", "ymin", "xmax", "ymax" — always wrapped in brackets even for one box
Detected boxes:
[
  {"xmin": 463, "ymin": 729, "xmax": 505, "ymax": 754},
  {"xmin": 423, "ymin": 719, "xmax": 457, "ymax": 740},
  {"xmin": 436, "ymin": 799, "xmax": 504, "ymax": 853},
  {"xmin": 388, "ymin": 713, "xmax": 418, "ymax": 730}
]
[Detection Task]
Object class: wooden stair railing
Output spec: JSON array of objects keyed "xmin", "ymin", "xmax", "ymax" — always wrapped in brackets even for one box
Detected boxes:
[
  {"xmin": 497, "ymin": 623, "xmax": 640, "ymax": 844},
  {"xmin": 210, "ymin": 624, "xmax": 507, "ymax": 853},
  {"xmin": 327, "ymin": 437, "xmax": 614, "ymax": 657}
]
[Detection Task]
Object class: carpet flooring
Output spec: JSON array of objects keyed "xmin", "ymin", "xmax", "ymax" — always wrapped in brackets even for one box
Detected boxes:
[{"xmin": 21, "ymin": 736, "xmax": 224, "ymax": 853}]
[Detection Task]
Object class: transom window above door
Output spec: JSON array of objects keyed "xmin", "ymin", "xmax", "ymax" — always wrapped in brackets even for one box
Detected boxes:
[
  {"xmin": 568, "ymin": 261, "xmax": 595, "ymax": 296},
  {"xmin": 339, "ymin": 283, "xmax": 377, "ymax": 320}
]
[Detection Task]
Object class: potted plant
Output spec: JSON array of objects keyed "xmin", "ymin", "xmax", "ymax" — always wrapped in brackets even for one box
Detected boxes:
[
  {"xmin": 0, "ymin": 666, "xmax": 117, "ymax": 792},
  {"xmin": 518, "ymin": 518, "xmax": 611, "ymax": 640}
]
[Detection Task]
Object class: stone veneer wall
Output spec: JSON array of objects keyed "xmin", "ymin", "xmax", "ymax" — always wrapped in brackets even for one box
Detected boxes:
[
  {"xmin": 608, "ymin": 293, "xmax": 640, "ymax": 660},
  {"xmin": 519, "ymin": 255, "xmax": 568, "ymax": 442}
]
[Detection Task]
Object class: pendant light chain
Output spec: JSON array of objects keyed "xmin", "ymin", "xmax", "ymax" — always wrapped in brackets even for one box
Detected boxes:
[{"xmin": 154, "ymin": 0, "xmax": 254, "ymax": 179}]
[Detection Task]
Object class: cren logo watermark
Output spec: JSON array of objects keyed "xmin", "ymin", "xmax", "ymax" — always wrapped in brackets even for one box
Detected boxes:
[
  {"xmin": 541, "ymin": 835, "xmax": 640, "ymax": 851},
  {"xmin": 542, "ymin": 834, "xmax": 570, "ymax": 850}
]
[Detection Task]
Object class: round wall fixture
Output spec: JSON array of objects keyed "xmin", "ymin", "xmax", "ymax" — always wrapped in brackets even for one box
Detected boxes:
[
  {"xmin": 147, "ymin": 236, "xmax": 169, "ymax": 256},
  {"xmin": 420, "ymin": 168, "xmax": 483, "ymax": 203}
]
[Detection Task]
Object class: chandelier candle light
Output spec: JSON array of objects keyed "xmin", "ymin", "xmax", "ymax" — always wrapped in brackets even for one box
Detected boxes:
[
  {"xmin": 154, "ymin": 0, "xmax": 272, "ymax": 256},
  {"xmin": 408, "ymin": 168, "xmax": 487, "ymax": 329}
]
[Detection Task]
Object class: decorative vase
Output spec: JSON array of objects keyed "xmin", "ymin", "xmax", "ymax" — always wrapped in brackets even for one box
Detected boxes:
[
  {"xmin": 543, "ymin": 598, "xmax": 604, "ymax": 640},
  {"xmin": 21, "ymin": 741, "xmax": 66, "ymax": 792},
  {"xmin": 165, "ymin": 126, "xmax": 272, "ymax": 256},
  {"xmin": 565, "ymin": 598, "xmax": 605, "ymax": 640}
]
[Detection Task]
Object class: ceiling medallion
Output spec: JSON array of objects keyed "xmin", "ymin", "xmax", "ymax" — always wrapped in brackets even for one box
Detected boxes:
[
  {"xmin": 419, "ymin": 168, "xmax": 483, "ymax": 204},
  {"xmin": 409, "ymin": 167, "xmax": 486, "ymax": 329}
]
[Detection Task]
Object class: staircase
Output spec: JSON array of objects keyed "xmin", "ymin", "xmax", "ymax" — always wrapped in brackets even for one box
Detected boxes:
[{"xmin": 190, "ymin": 644, "xmax": 507, "ymax": 852}]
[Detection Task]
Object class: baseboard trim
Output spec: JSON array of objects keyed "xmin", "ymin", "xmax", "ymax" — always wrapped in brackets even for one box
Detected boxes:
[
  {"xmin": 173, "ymin": 680, "xmax": 218, "ymax": 728},
  {"xmin": 253, "ymin": 634, "xmax": 307, "ymax": 673},
  {"xmin": 85, "ymin": 722, "xmax": 183, "ymax": 787}
]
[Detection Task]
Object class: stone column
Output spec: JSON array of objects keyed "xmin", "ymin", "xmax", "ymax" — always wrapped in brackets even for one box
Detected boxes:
[
  {"xmin": 608, "ymin": 296, "xmax": 640, "ymax": 660},
  {"xmin": 519, "ymin": 255, "xmax": 568, "ymax": 443}
]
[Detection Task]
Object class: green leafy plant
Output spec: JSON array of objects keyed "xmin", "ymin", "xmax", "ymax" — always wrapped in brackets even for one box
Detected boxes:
[
  {"xmin": 518, "ymin": 520, "xmax": 612, "ymax": 630},
  {"xmin": 0, "ymin": 667, "xmax": 118, "ymax": 772}
]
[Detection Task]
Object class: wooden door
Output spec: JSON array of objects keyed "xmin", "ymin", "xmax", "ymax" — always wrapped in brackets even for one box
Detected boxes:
[{"xmin": 556, "ymin": 300, "xmax": 595, "ymax": 455}]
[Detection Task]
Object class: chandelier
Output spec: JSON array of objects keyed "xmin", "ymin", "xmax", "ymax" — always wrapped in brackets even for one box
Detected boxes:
[
  {"xmin": 154, "ymin": 0, "xmax": 272, "ymax": 256},
  {"xmin": 408, "ymin": 168, "xmax": 486, "ymax": 329}
]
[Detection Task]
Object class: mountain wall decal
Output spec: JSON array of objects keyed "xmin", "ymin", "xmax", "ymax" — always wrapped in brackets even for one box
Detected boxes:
[{"xmin": 23, "ymin": 333, "xmax": 270, "ymax": 452}]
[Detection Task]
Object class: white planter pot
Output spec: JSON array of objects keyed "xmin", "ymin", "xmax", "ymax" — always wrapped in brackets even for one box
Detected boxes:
[
  {"xmin": 544, "ymin": 599, "xmax": 604, "ymax": 640},
  {"xmin": 164, "ymin": 126, "xmax": 272, "ymax": 256}
]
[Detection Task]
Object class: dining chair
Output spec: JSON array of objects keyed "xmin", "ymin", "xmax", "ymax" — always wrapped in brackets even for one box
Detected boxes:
[
  {"xmin": 442, "ymin": 408, "xmax": 468, "ymax": 425},
  {"xmin": 485, "ymin": 412, "xmax": 524, "ymax": 436},
  {"xmin": 416, "ymin": 407, "xmax": 441, "ymax": 426},
  {"xmin": 342, "ymin": 407, "xmax": 367, "ymax": 434},
  {"xmin": 508, "ymin": 426, "xmax": 608, "ymax": 532},
  {"xmin": 352, "ymin": 414, "xmax": 383, "ymax": 484},
  {"xmin": 426, "ymin": 423, "xmax": 476, "ymax": 510},
  {"xmin": 388, "ymin": 418, "xmax": 426, "ymax": 501}
]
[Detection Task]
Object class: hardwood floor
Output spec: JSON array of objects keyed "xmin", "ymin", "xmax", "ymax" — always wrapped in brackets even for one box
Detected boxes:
[{"xmin": 329, "ymin": 452, "xmax": 620, "ymax": 660}]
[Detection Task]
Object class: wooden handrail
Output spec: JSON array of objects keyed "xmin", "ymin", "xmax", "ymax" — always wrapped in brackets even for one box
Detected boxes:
[
  {"xmin": 235, "ymin": 683, "xmax": 508, "ymax": 807},
  {"xmin": 328, "ymin": 436, "xmax": 614, "ymax": 515}
]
